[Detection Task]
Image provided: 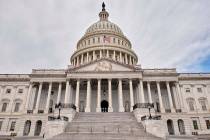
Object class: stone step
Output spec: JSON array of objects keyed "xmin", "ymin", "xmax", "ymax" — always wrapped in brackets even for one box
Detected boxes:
[
  {"xmin": 48, "ymin": 112, "xmax": 162, "ymax": 140},
  {"xmin": 50, "ymin": 133, "xmax": 162, "ymax": 140}
]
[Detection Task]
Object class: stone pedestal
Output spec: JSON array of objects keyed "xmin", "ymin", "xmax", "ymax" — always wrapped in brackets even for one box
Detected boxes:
[
  {"xmin": 44, "ymin": 120, "xmax": 68, "ymax": 139},
  {"xmin": 142, "ymin": 119, "xmax": 167, "ymax": 138},
  {"xmin": 54, "ymin": 108, "xmax": 76, "ymax": 122},
  {"xmin": 133, "ymin": 108, "xmax": 155, "ymax": 122}
]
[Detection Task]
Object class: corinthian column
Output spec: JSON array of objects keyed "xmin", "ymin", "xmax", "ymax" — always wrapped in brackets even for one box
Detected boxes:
[
  {"xmin": 64, "ymin": 80, "xmax": 70, "ymax": 104},
  {"xmin": 96, "ymin": 79, "xmax": 101, "ymax": 112},
  {"xmin": 75, "ymin": 80, "xmax": 80, "ymax": 112},
  {"xmin": 108, "ymin": 79, "xmax": 113, "ymax": 112},
  {"xmin": 156, "ymin": 82, "xmax": 165, "ymax": 113},
  {"xmin": 25, "ymin": 83, "xmax": 32, "ymax": 112},
  {"xmin": 129, "ymin": 79, "xmax": 134, "ymax": 111},
  {"xmin": 56, "ymin": 82, "xmax": 62, "ymax": 104},
  {"xmin": 45, "ymin": 82, "xmax": 52, "ymax": 113},
  {"xmin": 166, "ymin": 82, "xmax": 175, "ymax": 112},
  {"xmin": 118, "ymin": 79, "xmax": 124, "ymax": 112},
  {"xmin": 85, "ymin": 79, "xmax": 91, "ymax": 112},
  {"xmin": 147, "ymin": 82, "xmax": 152, "ymax": 103},
  {"xmin": 35, "ymin": 82, "xmax": 43, "ymax": 113}
]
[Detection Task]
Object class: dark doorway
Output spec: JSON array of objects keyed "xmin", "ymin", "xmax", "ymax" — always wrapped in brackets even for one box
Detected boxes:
[{"xmin": 101, "ymin": 100, "xmax": 108, "ymax": 112}]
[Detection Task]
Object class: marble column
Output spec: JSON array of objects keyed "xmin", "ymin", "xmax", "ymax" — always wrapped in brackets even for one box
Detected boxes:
[
  {"xmin": 129, "ymin": 79, "xmax": 134, "ymax": 111},
  {"xmin": 75, "ymin": 80, "xmax": 80, "ymax": 112},
  {"xmin": 35, "ymin": 82, "xmax": 43, "ymax": 113},
  {"xmin": 156, "ymin": 82, "xmax": 165, "ymax": 113},
  {"xmin": 129, "ymin": 56, "xmax": 132, "ymax": 65},
  {"xmin": 77, "ymin": 57, "xmax": 79, "ymax": 66},
  {"xmin": 118, "ymin": 79, "xmax": 124, "ymax": 112},
  {"xmin": 106, "ymin": 50, "xmax": 109, "ymax": 58},
  {"xmin": 113, "ymin": 51, "xmax": 116, "ymax": 60},
  {"xmin": 93, "ymin": 51, "xmax": 96, "ymax": 60},
  {"xmin": 81, "ymin": 54, "xmax": 84, "ymax": 64},
  {"xmin": 85, "ymin": 79, "xmax": 91, "ymax": 112},
  {"xmin": 119, "ymin": 52, "xmax": 122, "ymax": 62},
  {"xmin": 45, "ymin": 82, "xmax": 52, "ymax": 113},
  {"xmin": 96, "ymin": 79, "xmax": 101, "ymax": 112},
  {"xmin": 108, "ymin": 79, "xmax": 113, "ymax": 112},
  {"xmin": 64, "ymin": 81, "xmax": 70, "ymax": 104},
  {"xmin": 125, "ymin": 54, "xmax": 128, "ymax": 64},
  {"xmin": 100, "ymin": 50, "xmax": 102, "ymax": 58},
  {"xmin": 138, "ymin": 79, "xmax": 145, "ymax": 103},
  {"xmin": 56, "ymin": 82, "xmax": 62, "ymax": 104},
  {"xmin": 147, "ymin": 82, "xmax": 153, "ymax": 103},
  {"xmin": 166, "ymin": 82, "xmax": 175, "ymax": 112},
  {"xmin": 25, "ymin": 83, "xmax": 33, "ymax": 112},
  {"xmin": 87, "ymin": 52, "xmax": 89, "ymax": 63}
]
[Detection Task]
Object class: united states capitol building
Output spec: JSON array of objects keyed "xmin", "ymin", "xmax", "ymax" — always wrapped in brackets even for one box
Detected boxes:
[{"xmin": 0, "ymin": 3, "xmax": 210, "ymax": 140}]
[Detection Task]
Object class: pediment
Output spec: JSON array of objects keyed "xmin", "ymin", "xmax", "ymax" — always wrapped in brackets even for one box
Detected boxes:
[{"xmin": 70, "ymin": 59, "xmax": 136, "ymax": 72}]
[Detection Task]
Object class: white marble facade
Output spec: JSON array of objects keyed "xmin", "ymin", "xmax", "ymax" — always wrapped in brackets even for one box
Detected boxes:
[{"xmin": 0, "ymin": 4, "xmax": 210, "ymax": 138}]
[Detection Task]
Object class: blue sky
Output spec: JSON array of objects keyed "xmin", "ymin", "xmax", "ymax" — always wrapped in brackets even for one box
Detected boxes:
[{"xmin": 0, "ymin": 0, "xmax": 210, "ymax": 73}]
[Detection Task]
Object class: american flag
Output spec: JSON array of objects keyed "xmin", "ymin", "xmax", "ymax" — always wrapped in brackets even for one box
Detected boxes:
[{"xmin": 103, "ymin": 35, "xmax": 111, "ymax": 43}]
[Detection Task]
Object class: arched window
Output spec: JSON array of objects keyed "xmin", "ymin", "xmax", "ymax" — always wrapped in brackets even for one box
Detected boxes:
[
  {"xmin": 178, "ymin": 119, "xmax": 185, "ymax": 135},
  {"xmin": 199, "ymin": 97, "xmax": 208, "ymax": 111},
  {"xmin": 167, "ymin": 119, "xmax": 174, "ymax": 135},
  {"xmin": 186, "ymin": 98, "xmax": 195, "ymax": 111},
  {"xmin": 34, "ymin": 120, "xmax": 42, "ymax": 136},
  {"xmin": 1, "ymin": 99, "xmax": 10, "ymax": 112},
  {"xmin": 23, "ymin": 120, "xmax": 31, "ymax": 136},
  {"xmin": 13, "ymin": 99, "xmax": 23, "ymax": 112}
]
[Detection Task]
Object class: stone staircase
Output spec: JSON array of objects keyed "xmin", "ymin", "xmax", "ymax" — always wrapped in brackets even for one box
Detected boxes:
[{"xmin": 49, "ymin": 112, "xmax": 162, "ymax": 140}]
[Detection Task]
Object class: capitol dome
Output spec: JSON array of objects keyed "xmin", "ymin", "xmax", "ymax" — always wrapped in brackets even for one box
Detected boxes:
[{"xmin": 70, "ymin": 2, "xmax": 138, "ymax": 67}]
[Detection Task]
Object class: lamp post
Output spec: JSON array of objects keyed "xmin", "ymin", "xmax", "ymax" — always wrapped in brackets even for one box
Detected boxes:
[
  {"xmin": 57, "ymin": 102, "xmax": 62, "ymax": 119},
  {"xmin": 148, "ymin": 106, "xmax": 152, "ymax": 119}
]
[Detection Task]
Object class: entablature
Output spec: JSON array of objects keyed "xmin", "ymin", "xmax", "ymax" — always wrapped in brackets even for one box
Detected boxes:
[{"xmin": 67, "ymin": 71, "xmax": 142, "ymax": 79}]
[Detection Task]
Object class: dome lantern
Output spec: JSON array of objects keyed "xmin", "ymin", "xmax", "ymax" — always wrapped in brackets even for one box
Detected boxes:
[{"xmin": 99, "ymin": 2, "xmax": 109, "ymax": 21}]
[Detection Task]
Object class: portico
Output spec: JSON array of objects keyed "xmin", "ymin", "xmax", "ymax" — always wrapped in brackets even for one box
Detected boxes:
[{"xmin": 25, "ymin": 68, "xmax": 181, "ymax": 114}]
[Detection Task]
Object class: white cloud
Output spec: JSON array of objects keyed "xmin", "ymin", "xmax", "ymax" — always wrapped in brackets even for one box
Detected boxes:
[{"xmin": 0, "ymin": 0, "xmax": 209, "ymax": 73}]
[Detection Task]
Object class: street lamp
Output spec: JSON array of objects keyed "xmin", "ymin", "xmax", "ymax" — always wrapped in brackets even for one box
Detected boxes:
[
  {"xmin": 148, "ymin": 106, "xmax": 152, "ymax": 119},
  {"xmin": 57, "ymin": 102, "xmax": 62, "ymax": 119}
]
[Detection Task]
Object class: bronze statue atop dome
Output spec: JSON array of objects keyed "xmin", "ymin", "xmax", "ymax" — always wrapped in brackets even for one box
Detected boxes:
[{"xmin": 102, "ymin": 2, "xmax": 105, "ymax": 11}]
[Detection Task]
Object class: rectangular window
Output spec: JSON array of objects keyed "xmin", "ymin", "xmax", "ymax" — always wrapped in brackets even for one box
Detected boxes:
[
  {"xmin": 14, "ymin": 103, "xmax": 20, "ymax": 112},
  {"xmin": 18, "ymin": 89, "xmax": 23, "ymax": 93},
  {"xmin": 200, "ymin": 101, "xmax": 207, "ymax": 111},
  {"xmin": 113, "ymin": 38, "xmax": 115, "ymax": 43},
  {"xmin": 197, "ymin": 88, "xmax": 202, "ymax": 93},
  {"xmin": 1, "ymin": 103, "xmax": 7, "ymax": 112},
  {"xmin": 10, "ymin": 121, "xmax": 16, "ymax": 131},
  {"xmin": 6, "ymin": 89, "xmax": 11, "ymax": 94},
  {"xmin": 206, "ymin": 120, "xmax": 210, "ymax": 129},
  {"xmin": 185, "ymin": 88, "xmax": 190, "ymax": 93},
  {"xmin": 98, "ymin": 37, "xmax": 100, "ymax": 43},
  {"xmin": 193, "ymin": 120, "xmax": 199, "ymax": 130},
  {"xmin": 0, "ymin": 121, "xmax": 3, "ymax": 131}
]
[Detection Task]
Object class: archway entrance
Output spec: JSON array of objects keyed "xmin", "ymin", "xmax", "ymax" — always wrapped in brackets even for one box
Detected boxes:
[
  {"xmin": 167, "ymin": 119, "xmax": 175, "ymax": 135},
  {"xmin": 101, "ymin": 100, "xmax": 108, "ymax": 112}
]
